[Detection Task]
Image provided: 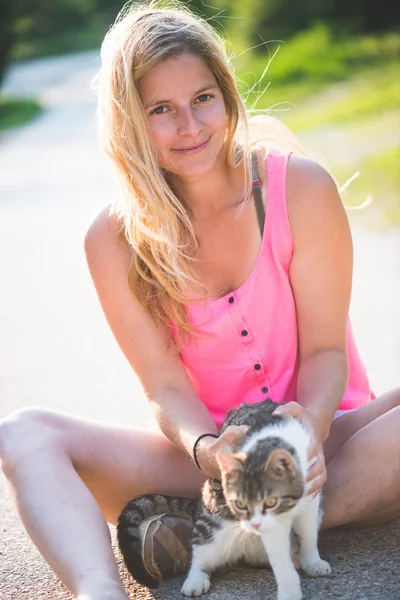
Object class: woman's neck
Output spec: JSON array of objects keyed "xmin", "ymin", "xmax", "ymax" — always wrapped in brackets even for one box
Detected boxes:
[{"xmin": 169, "ymin": 157, "xmax": 246, "ymax": 219}]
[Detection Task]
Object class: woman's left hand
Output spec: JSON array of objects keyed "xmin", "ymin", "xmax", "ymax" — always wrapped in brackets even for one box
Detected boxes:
[{"xmin": 272, "ymin": 402, "xmax": 327, "ymax": 497}]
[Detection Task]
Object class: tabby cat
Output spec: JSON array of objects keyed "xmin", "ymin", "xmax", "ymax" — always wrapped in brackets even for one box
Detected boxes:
[{"xmin": 117, "ymin": 399, "xmax": 331, "ymax": 600}]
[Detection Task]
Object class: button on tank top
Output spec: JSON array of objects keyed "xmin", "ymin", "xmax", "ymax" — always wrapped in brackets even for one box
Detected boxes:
[{"xmin": 177, "ymin": 149, "xmax": 374, "ymax": 429}]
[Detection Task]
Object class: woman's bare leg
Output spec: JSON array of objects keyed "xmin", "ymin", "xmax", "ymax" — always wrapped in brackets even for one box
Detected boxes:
[
  {"xmin": 321, "ymin": 388, "xmax": 400, "ymax": 529},
  {"xmin": 0, "ymin": 408, "xmax": 205, "ymax": 599}
]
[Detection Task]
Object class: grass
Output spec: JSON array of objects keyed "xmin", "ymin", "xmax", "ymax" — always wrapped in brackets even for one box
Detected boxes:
[
  {"xmin": 233, "ymin": 26, "xmax": 400, "ymax": 114},
  {"xmin": 0, "ymin": 96, "xmax": 42, "ymax": 131},
  {"xmin": 230, "ymin": 26, "xmax": 400, "ymax": 228},
  {"xmin": 234, "ymin": 25, "xmax": 399, "ymax": 87},
  {"xmin": 334, "ymin": 147, "xmax": 400, "ymax": 227},
  {"xmin": 280, "ymin": 65, "xmax": 400, "ymax": 132}
]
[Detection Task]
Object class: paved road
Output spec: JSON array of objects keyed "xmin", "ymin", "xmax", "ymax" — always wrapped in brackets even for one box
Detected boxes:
[{"xmin": 1, "ymin": 52, "xmax": 399, "ymax": 600}]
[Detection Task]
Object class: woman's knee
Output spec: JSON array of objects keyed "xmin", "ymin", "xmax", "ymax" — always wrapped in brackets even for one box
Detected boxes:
[{"xmin": 0, "ymin": 407, "xmax": 67, "ymax": 473}]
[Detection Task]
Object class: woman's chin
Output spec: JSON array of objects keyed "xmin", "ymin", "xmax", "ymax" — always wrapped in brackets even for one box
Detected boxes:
[
  {"xmin": 167, "ymin": 154, "xmax": 225, "ymax": 181},
  {"xmin": 163, "ymin": 140, "xmax": 225, "ymax": 180},
  {"xmin": 166, "ymin": 160, "xmax": 215, "ymax": 180}
]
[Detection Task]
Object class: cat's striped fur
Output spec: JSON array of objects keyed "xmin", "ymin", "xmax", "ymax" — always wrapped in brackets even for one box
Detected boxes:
[{"xmin": 117, "ymin": 399, "xmax": 331, "ymax": 599}]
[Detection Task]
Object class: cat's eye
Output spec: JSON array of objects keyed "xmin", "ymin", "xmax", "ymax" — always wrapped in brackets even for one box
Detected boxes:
[
  {"xmin": 234, "ymin": 499, "xmax": 248, "ymax": 511},
  {"xmin": 264, "ymin": 497, "xmax": 278, "ymax": 509}
]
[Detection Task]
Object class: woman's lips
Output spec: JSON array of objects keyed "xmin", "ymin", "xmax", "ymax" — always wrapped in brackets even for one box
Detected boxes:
[{"xmin": 172, "ymin": 139, "xmax": 209, "ymax": 155}]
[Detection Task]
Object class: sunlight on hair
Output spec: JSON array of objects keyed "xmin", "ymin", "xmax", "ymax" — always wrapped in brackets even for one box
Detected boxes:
[{"xmin": 91, "ymin": 0, "xmax": 366, "ymax": 349}]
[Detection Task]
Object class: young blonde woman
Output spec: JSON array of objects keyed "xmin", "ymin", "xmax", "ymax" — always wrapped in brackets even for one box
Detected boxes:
[{"xmin": 1, "ymin": 3, "xmax": 399, "ymax": 600}]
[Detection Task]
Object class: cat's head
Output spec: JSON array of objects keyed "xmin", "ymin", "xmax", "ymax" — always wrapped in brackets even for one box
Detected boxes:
[{"xmin": 216, "ymin": 445, "xmax": 305, "ymax": 534}]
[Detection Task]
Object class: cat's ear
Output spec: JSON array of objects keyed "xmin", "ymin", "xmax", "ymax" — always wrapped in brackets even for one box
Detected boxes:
[
  {"xmin": 264, "ymin": 449, "xmax": 297, "ymax": 480},
  {"xmin": 216, "ymin": 452, "xmax": 246, "ymax": 482}
]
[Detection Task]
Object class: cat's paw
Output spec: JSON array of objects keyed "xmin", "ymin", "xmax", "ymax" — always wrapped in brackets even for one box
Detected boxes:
[
  {"xmin": 277, "ymin": 574, "xmax": 302, "ymax": 600},
  {"xmin": 181, "ymin": 570, "xmax": 210, "ymax": 597},
  {"xmin": 301, "ymin": 558, "xmax": 332, "ymax": 577}
]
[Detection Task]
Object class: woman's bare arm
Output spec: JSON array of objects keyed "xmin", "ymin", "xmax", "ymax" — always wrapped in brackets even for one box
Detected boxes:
[
  {"xmin": 84, "ymin": 207, "xmax": 218, "ymax": 460},
  {"xmin": 287, "ymin": 155, "xmax": 352, "ymax": 442},
  {"xmin": 273, "ymin": 155, "xmax": 353, "ymax": 494}
]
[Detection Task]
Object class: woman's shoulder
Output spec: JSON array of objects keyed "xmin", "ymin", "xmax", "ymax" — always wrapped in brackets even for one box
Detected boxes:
[
  {"xmin": 253, "ymin": 143, "xmax": 335, "ymax": 190},
  {"xmin": 285, "ymin": 153, "xmax": 344, "ymax": 239},
  {"xmin": 287, "ymin": 153, "xmax": 336, "ymax": 194},
  {"xmin": 84, "ymin": 204, "xmax": 129, "ymax": 257},
  {"xmin": 84, "ymin": 204, "xmax": 132, "ymax": 281}
]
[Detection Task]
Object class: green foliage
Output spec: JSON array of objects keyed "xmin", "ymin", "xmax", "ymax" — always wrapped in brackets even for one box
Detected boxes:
[
  {"xmin": 282, "ymin": 65, "xmax": 400, "ymax": 132},
  {"xmin": 222, "ymin": 0, "xmax": 400, "ymax": 47},
  {"xmin": 328, "ymin": 0, "xmax": 400, "ymax": 33},
  {"xmin": 95, "ymin": 0, "xmax": 125, "ymax": 13},
  {"xmin": 239, "ymin": 25, "xmax": 399, "ymax": 85},
  {"xmin": 248, "ymin": 0, "xmax": 327, "ymax": 44},
  {"xmin": 0, "ymin": 0, "xmax": 16, "ymax": 84},
  {"xmin": 232, "ymin": 27, "xmax": 400, "ymax": 111},
  {"xmin": 12, "ymin": 23, "xmax": 109, "ymax": 62},
  {"xmin": 13, "ymin": 0, "xmax": 96, "ymax": 40},
  {"xmin": 4, "ymin": 1, "xmax": 400, "ymax": 71},
  {"xmin": 0, "ymin": 95, "xmax": 42, "ymax": 131}
]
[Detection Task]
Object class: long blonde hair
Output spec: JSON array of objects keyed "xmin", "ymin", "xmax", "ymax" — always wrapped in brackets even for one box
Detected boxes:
[
  {"xmin": 93, "ymin": 1, "xmax": 337, "ymax": 348},
  {"xmin": 93, "ymin": 1, "xmax": 253, "ymax": 347}
]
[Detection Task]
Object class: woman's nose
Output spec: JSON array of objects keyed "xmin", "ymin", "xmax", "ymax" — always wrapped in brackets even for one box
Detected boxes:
[{"xmin": 177, "ymin": 107, "xmax": 202, "ymax": 137}]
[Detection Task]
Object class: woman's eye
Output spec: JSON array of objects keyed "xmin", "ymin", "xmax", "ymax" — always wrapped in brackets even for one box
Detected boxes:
[
  {"xmin": 151, "ymin": 105, "xmax": 167, "ymax": 115},
  {"xmin": 196, "ymin": 94, "xmax": 212, "ymax": 103},
  {"xmin": 234, "ymin": 499, "xmax": 248, "ymax": 511},
  {"xmin": 264, "ymin": 497, "xmax": 278, "ymax": 509}
]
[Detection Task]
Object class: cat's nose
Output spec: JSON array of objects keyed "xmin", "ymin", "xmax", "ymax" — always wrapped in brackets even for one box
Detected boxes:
[{"xmin": 251, "ymin": 523, "xmax": 261, "ymax": 530}]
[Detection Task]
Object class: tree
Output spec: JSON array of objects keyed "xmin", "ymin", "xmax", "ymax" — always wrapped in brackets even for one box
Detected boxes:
[{"xmin": 0, "ymin": 0, "xmax": 15, "ymax": 85}]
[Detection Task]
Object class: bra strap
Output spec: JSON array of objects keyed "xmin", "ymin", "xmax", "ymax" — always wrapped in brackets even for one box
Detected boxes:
[{"xmin": 252, "ymin": 151, "xmax": 265, "ymax": 237}]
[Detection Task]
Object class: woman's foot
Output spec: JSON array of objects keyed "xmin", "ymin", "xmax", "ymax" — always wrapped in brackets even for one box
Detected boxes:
[
  {"xmin": 78, "ymin": 595, "xmax": 128, "ymax": 600},
  {"xmin": 77, "ymin": 578, "xmax": 129, "ymax": 600},
  {"xmin": 139, "ymin": 514, "xmax": 194, "ymax": 581}
]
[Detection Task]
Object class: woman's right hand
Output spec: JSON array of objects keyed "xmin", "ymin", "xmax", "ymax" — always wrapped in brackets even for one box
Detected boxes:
[{"xmin": 195, "ymin": 425, "xmax": 248, "ymax": 479}]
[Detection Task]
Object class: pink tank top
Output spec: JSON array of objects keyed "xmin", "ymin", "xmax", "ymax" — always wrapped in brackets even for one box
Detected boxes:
[{"xmin": 177, "ymin": 150, "xmax": 374, "ymax": 429}]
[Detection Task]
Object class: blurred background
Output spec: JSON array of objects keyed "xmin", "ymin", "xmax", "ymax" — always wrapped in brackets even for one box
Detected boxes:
[
  {"xmin": 0, "ymin": 0, "xmax": 399, "ymax": 423},
  {"xmin": 0, "ymin": 6, "xmax": 399, "ymax": 596},
  {"xmin": 1, "ymin": 0, "xmax": 399, "ymax": 225}
]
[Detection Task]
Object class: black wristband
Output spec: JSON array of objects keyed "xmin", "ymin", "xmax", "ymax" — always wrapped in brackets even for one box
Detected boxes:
[{"xmin": 193, "ymin": 433, "xmax": 219, "ymax": 471}]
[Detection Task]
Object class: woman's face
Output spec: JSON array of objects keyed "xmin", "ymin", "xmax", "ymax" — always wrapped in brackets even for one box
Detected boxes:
[{"xmin": 139, "ymin": 53, "xmax": 228, "ymax": 179}]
